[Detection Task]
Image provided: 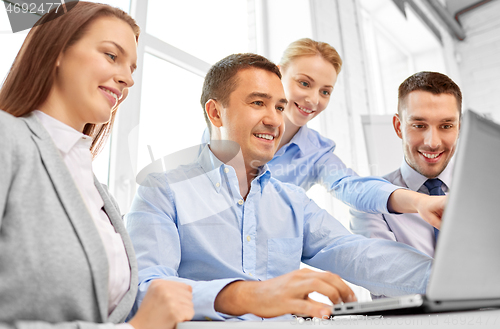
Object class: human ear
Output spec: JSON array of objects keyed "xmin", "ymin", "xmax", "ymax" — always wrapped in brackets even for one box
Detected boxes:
[
  {"xmin": 393, "ymin": 113, "xmax": 403, "ymax": 139},
  {"xmin": 55, "ymin": 52, "xmax": 63, "ymax": 68},
  {"xmin": 205, "ymin": 99, "xmax": 223, "ymax": 128}
]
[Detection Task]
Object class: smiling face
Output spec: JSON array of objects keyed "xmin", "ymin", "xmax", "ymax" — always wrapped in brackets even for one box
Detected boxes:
[
  {"xmin": 48, "ymin": 16, "xmax": 137, "ymax": 131},
  {"xmin": 280, "ymin": 55, "xmax": 338, "ymax": 128},
  {"xmin": 216, "ymin": 68, "xmax": 287, "ymax": 169},
  {"xmin": 394, "ymin": 90, "xmax": 460, "ymax": 178}
]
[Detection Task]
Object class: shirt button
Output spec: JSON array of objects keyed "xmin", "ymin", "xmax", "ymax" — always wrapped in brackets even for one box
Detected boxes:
[
  {"xmin": 238, "ymin": 199, "xmax": 244, "ymax": 205},
  {"xmin": 204, "ymin": 316, "xmax": 212, "ymax": 321},
  {"xmin": 224, "ymin": 168, "xmax": 229, "ymax": 173},
  {"xmin": 215, "ymin": 182, "xmax": 220, "ymax": 188},
  {"xmin": 246, "ymin": 235, "xmax": 251, "ymax": 242}
]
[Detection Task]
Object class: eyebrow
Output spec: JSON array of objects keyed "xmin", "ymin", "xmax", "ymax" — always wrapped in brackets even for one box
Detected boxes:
[
  {"xmin": 246, "ymin": 92, "xmax": 288, "ymax": 105},
  {"xmin": 408, "ymin": 116, "xmax": 458, "ymax": 122},
  {"xmin": 102, "ymin": 40, "xmax": 138, "ymax": 72},
  {"xmin": 298, "ymin": 73, "xmax": 334, "ymax": 89}
]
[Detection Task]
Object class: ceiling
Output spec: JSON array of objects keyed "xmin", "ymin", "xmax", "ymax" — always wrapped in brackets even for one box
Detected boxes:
[
  {"xmin": 359, "ymin": 0, "xmax": 442, "ymax": 53},
  {"xmin": 444, "ymin": 0, "xmax": 489, "ymax": 17}
]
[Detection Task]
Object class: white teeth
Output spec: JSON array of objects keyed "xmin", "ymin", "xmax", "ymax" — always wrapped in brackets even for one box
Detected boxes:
[
  {"xmin": 102, "ymin": 88, "xmax": 118, "ymax": 100},
  {"xmin": 422, "ymin": 152, "xmax": 440, "ymax": 159},
  {"xmin": 297, "ymin": 104, "xmax": 313, "ymax": 114},
  {"xmin": 255, "ymin": 133, "xmax": 274, "ymax": 140}
]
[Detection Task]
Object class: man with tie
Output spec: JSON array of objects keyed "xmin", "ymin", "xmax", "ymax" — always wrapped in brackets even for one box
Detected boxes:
[{"xmin": 350, "ymin": 71, "xmax": 462, "ymax": 258}]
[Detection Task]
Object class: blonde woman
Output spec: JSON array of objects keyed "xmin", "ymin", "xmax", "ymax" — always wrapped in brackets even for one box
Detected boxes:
[
  {"xmin": 268, "ymin": 38, "xmax": 445, "ymax": 226},
  {"xmin": 202, "ymin": 39, "xmax": 445, "ymax": 226}
]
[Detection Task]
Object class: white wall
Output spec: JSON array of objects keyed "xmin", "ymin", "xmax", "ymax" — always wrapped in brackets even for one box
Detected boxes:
[{"xmin": 453, "ymin": 0, "xmax": 500, "ymax": 122}]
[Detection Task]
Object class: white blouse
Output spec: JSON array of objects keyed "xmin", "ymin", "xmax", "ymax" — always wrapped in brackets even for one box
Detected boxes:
[{"xmin": 34, "ymin": 110, "xmax": 131, "ymax": 315}]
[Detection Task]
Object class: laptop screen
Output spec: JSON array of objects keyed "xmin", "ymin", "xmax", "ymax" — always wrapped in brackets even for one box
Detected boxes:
[{"xmin": 427, "ymin": 110, "xmax": 500, "ymax": 301}]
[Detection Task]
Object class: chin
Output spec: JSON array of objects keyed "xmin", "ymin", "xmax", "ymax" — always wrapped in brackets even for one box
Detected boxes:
[
  {"xmin": 418, "ymin": 165, "xmax": 444, "ymax": 179},
  {"xmin": 290, "ymin": 114, "xmax": 308, "ymax": 127},
  {"xmin": 250, "ymin": 155, "xmax": 273, "ymax": 168},
  {"xmin": 93, "ymin": 111, "xmax": 113, "ymax": 124}
]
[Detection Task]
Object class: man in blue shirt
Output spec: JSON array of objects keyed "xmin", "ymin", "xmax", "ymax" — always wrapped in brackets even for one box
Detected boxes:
[
  {"xmin": 126, "ymin": 54, "xmax": 433, "ymax": 321},
  {"xmin": 350, "ymin": 72, "xmax": 461, "ymax": 257}
]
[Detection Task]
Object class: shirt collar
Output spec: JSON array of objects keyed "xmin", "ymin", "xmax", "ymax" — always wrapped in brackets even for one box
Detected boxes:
[
  {"xmin": 400, "ymin": 157, "xmax": 455, "ymax": 192},
  {"xmin": 275, "ymin": 125, "xmax": 309, "ymax": 156},
  {"xmin": 197, "ymin": 144, "xmax": 272, "ymax": 191},
  {"xmin": 255, "ymin": 164, "xmax": 272, "ymax": 189},
  {"xmin": 198, "ymin": 144, "xmax": 225, "ymax": 192},
  {"xmin": 33, "ymin": 110, "xmax": 91, "ymax": 154}
]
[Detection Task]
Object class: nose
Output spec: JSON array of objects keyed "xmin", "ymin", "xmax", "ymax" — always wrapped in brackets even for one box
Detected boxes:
[
  {"xmin": 262, "ymin": 106, "xmax": 283, "ymax": 129},
  {"xmin": 115, "ymin": 66, "xmax": 135, "ymax": 88},
  {"xmin": 424, "ymin": 126, "xmax": 441, "ymax": 149},
  {"xmin": 306, "ymin": 90, "xmax": 319, "ymax": 107}
]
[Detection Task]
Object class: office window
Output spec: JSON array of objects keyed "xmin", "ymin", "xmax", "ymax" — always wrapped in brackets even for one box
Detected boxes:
[
  {"xmin": 264, "ymin": 0, "xmax": 313, "ymax": 63},
  {"xmin": 0, "ymin": 6, "xmax": 29, "ymax": 85},
  {"xmin": 136, "ymin": 53, "xmax": 205, "ymax": 174},
  {"xmin": 146, "ymin": 0, "xmax": 249, "ymax": 64},
  {"xmin": 359, "ymin": 0, "xmax": 446, "ymax": 115},
  {"xmin": 0, "ymin": 32, "xmax": 27, "ymax": 84}
]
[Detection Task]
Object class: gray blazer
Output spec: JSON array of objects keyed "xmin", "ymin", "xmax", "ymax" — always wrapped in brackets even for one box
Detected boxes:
[{"xmin": 0, "ymin": 110, "xmax": 138, "ymax": 329}]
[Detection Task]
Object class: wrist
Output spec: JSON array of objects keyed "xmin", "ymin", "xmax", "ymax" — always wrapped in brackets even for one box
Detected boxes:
[
  {"xmin": 215, "ymin": 280, "xmax": 257, "ymax": 316},
  {"xmin": 412, "ymin": 192, "xmax": 428, "ymax": 213}
]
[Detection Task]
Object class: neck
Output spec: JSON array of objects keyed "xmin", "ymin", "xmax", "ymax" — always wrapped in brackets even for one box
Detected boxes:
[
  {"xmin": 209, "ymin": 142, "xmax": 259, "ymax": 200},
  {"xmin": 39, "ymin": 89, "xmax": 85, "ymax": 132},
  {"xmin": 278, "ymin": 114, "xmax": 301, "ymax": 149},
  {"xmin": 227, "ymin": 151, "xmax": 258, "ymax": 200}
]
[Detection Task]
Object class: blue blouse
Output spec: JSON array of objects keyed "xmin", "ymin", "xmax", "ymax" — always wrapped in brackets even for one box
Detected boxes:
[{"xmin": 202, "ymin": 126, "xmax": 399, "ymax": 213}]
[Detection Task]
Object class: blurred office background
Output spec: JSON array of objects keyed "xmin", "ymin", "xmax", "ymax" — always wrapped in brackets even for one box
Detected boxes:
[{"xmin": 1, "ymin": 0, "xmax": 499, "ymax": 300}]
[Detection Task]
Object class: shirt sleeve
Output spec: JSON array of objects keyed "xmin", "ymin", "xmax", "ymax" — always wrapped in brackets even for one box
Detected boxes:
[
  {"xmin": 125, "ymin": 175, "xmax": 242, "ymax": 321},
  {"xmin": 349, "ymin": 208, "xmax": 397, "ymax": 241},
  {"xmin": 314, "ymin": 150, "xmax": 401, "ymax": 214},
  {"xmin": 300, "ymin": 192, "xmax": 432, "ymax": 297}
]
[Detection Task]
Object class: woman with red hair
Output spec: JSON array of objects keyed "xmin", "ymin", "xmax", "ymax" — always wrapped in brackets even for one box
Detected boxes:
[{"xmin": 0, "ymin": 2, "xmax": 193, "ymax": 328}]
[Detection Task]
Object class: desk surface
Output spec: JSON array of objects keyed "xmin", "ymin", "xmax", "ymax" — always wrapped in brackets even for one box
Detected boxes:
[{"xmin": 178, "ymin": 308, "xmax": 500, "ymax": 329}]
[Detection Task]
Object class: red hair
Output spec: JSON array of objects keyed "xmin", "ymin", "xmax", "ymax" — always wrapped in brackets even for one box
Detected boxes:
[{"xmin": 0, "ymin": 1, "xmax": 140, "ymax": 158}]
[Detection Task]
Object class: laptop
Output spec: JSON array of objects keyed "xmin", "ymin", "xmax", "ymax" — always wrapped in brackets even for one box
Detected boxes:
[{"xmin": 331, "ymin": 110, "xmax": 500, "ymax": 316}]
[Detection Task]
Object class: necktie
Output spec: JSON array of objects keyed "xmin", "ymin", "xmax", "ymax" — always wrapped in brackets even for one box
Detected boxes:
[{"xmin": 423, "ymin": 178, "xmax": 444, "ymax": 243}]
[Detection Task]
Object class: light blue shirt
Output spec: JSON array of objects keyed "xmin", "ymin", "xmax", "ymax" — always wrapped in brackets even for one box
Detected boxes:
[
  {"xmin": 126, "ymin": 146, "xmax": 433, "ymax": 321},
  {"xmin": 202, "ymin": 126, "xmax": 399, "ymax": 213},
  {"xmin": 350, "ymin": 159, "xmax": 454, "ymax": 258}
]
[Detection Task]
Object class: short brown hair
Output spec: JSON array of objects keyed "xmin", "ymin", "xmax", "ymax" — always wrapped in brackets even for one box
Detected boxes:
[
  {"xmin": 200, "ymin": 53, "xmax": 281, "ymax": 130},
  {"xmin": 279, "ymin": 38, "xmax": 342, "ymax": 74},
  {"xmin": 0, "ymin": 1, "xmax": 140, "ymax": 158},
  {"xmin": 398, "ymin": 71, "xmax": 462, "ymax": 118}
]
